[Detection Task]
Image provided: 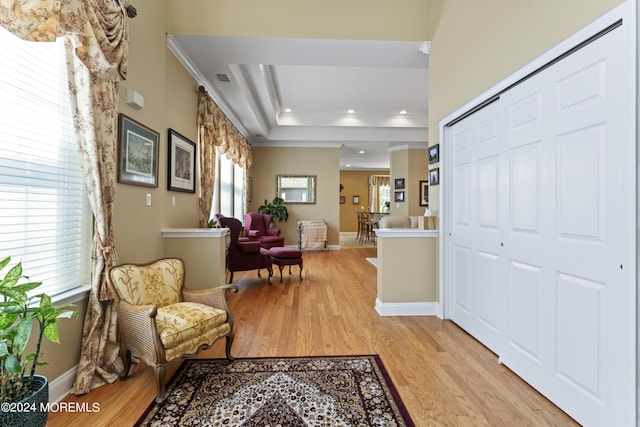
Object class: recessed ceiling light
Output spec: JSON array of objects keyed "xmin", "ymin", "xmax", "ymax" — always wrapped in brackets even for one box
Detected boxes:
[
  {"xmin": 359, "ymin": 150, "xmax": 365, "ymax": 154},
  {"xmin": 347, "ymin": 109, "xmax": 355, "ymax": 114},
  {"xmin": 284, "ymin": 108, "xmax": 292, "ymax": 113},
  {"xmin": 400, "ymin": 110, "xmax": 407, "ymax": 115},
  {"xmin": 346, "ymin": 164, "xmax": 351, "ymax": 167}
]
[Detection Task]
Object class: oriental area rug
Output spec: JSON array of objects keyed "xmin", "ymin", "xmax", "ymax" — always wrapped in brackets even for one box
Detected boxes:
[{"xmin": 135, "ymin": 355, "xmax": 414, "ymax": 426}]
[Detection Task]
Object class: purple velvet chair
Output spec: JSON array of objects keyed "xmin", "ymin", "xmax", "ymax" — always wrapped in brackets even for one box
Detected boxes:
[
  {"xmin": 216, "ymin": 215, "xmax": 272, "ymax": 284},
  {"xmin": 244, "ymin": 212, "xmax": 285, "ymax": 249}
]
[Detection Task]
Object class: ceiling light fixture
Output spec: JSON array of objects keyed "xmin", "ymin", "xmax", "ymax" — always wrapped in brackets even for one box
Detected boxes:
[
  {"xmin": 346, "ymin": 164, "xmax": 351, "ymax": 167},
  {"xmin": 400, "ymin": 110, "xmax": 407, "ymax": 115},
  {"xmin": 347, "ymin": 109, "xmax": 355, "ymax": 114},
  {"xmin": 284, "ymin": 108, "xmax": 292, "ymax": 113},
  {"xmin": 359, "ymin": 150, "xmax": 365, "ymax": 154}
]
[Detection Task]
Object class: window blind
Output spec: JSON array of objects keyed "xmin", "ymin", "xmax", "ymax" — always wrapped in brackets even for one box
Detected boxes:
[{"xmin": 0, "ymin": 28, "xmax": 91, "ymax": 297}]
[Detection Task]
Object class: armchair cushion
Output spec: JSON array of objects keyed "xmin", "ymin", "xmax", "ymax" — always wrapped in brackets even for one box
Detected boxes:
[{"xmin": 156, "ymin": 302, "xmax": 227, "ymax": 349}]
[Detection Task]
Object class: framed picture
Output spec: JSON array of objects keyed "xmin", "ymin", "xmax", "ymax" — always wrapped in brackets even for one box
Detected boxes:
[
  {"xmin": 394, "ymin": 178, "xmax": 405, "ymax": 189},
  {"xmin": 429, "ymin": 168, "xmax": 440, "ymax": 186},
  {"xmin": 117, "ymin": 114, "xmax": 159, "ymax": 187},
  {"xmin": 394, "ymin": 191, "xmax": 404, "ymax": 202},
  {"xmin": 340, "ymin": 196, "xmax": 345, "ymax": 204},
  {"xmin": 168, "ymin": 128, "xmax": 196, "ymax": 193},
  {"xmin": 419, "ymin": 180, "xmax": 429, "ymax": 206},
  {"xmin": 429, "ymin": 144, "xmax": 440, "ymax": 164},
  {"xmin": 353, "ymin": 195, "xmax": 360, "ymax": 204}
]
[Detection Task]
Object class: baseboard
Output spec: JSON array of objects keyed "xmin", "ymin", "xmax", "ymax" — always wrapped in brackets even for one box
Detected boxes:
[
  {"xmin": 375, "ymin": 298, "xmax": 438, "ymax": 316},
  {"xmin": 49, "ymin": 365, "xmax": 77, "ymax": 403}
]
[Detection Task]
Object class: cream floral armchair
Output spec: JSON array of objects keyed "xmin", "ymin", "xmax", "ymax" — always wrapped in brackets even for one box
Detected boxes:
[{"xmin": 106, "ymin": 258, "xmax": 237, "ymax": 402}]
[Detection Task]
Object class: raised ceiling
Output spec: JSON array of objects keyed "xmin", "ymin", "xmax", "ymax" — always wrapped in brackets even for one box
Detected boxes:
[{"xmin": 168, "ymin": 35, "xmax": 430, "ymax": 170}]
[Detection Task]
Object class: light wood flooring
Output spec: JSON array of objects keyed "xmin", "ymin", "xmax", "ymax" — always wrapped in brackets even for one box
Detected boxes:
[{"xmin": 48, "ymin": 247, "xmax": 578, "ymax": 426}]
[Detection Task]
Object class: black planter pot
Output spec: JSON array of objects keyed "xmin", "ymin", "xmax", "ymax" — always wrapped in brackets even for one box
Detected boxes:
[{"xmin": 0, "ymin": 375, "xmax": 49, "ymax": 427}]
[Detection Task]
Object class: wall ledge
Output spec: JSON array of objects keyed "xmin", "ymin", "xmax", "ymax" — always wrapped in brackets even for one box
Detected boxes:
[
  {"xmin": 161, "ymin": 228, "xmax": 228, "ymax": 238},
  {"xmin": 375, "ymin": 229, "xmax": 438, "ymax": 238}
]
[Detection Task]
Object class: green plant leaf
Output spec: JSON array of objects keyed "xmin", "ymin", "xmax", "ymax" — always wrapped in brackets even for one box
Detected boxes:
[
  {"xmin": 4, "ymin": 355, "xmax": 21, "ymax": 374},
  {"xmin": 13, "ymin": 317, "xmax": 33, "ymax": 354},
  {"xmin": 43, "ymin": 322, "xmax": 60, "ymax": 343}
]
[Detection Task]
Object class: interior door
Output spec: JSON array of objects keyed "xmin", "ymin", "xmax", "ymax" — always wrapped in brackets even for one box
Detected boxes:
[{"xmin": 445, "ymin": 17, "xmax": 635, "ymax": 426}]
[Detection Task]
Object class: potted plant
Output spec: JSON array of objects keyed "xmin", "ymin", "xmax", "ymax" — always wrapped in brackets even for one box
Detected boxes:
[
  {"xmin": 0, "ymin": 256, "xmax": 77, "ymax": 426},
  {"xmin": 258, "ymin": 196, "xmax": 289, "ymax": 223}
]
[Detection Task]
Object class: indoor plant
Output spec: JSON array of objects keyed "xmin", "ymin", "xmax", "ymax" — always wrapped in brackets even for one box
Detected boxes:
[
  {"xmin": 0, "ymin": 256, "xmax": 77, "ymax": 425},
  {"xmin": 258, "ymin": 196, "xmax": 289, "ymax": 223}
]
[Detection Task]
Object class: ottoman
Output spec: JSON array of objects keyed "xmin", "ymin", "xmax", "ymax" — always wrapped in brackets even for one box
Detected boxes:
[{"xmin": 270, "ymin": 247, "xmax": 303, "ymax": 283}]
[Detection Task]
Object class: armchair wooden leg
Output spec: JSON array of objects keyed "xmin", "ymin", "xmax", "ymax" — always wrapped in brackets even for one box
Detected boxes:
[
  {"xmin": 154, "ymin": 365, "xmax": 167, "ymax": 403},
  {"xmin": 120, "ymin": 348, "xmax": 132, "ymax": 379},
  {"xmin": 225, "ymin": 332, "xmax": 235, "ymax": 361},
  {"xmin": 228, "ymin": 271, "xmax": 234, "ymax": 284}
]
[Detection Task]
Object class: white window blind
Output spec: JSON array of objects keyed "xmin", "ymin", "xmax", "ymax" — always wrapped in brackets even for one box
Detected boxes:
[
  {"xmin": 211, "ymin": 150, "xmax": 245, "ymax": 220},
  {"xmin": 0, "ymin": 28, "xmax": 91, "ymax": 297}
]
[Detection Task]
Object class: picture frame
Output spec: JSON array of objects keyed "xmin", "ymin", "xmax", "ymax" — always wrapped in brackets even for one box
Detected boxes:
[
  {"xmin": 353, "ymin": 195, "xmax": 360, "ymax": 204},
  {"xmin": 340, "ymin": 196, "xmax": 345, "ymax": 204},
  {"xmin": 117, "ymin": 114, "xmax": 159, "ymax": 187},
  {"xmin": 429, "ymin": 168, "xmax": 440, "ymax": 186},
  {"xmin": 394, "ymin": 178, "xmax": 405, "ymax": 189},
  {"xmin": 394, "ymin": 191, "xmax": 405, "ymax": 202},
  {"xmin": 168, "ymin": 128, "xmax": 196, "ymax": 193},
  {"xmin": 419, "ymin": 180, "xmax": 429, "ymax": 206},
  {"xmin": 429, "ymin": 144, "xmax": 440, "ymax": 164}
]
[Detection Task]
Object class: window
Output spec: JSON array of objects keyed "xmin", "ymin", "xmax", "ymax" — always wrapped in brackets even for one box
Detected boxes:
[
  {"xmin": 212, "ymin": 150, "xmax": 245, "ymax": 220},
  {"xmin": 0, "ymin": 28, "xmax": 92, "ymax": 297}
]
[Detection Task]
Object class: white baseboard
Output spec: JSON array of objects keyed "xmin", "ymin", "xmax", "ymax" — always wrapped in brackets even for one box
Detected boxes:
[
  {"xmin": 49, "ymin": 365, "xmax": 77, "ymax": 403},
  {"xmin": 375, "ymin": 298, "xmax": 439, "ymax": 316}
]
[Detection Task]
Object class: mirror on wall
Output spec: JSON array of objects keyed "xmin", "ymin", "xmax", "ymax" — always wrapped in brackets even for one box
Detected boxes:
[{"xmin": 276, "ymin": 175, "xmax": 317, "ymax": 204}]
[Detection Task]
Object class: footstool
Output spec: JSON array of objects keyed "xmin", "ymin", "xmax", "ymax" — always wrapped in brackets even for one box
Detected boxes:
[{"xmin": 269, "ymin": 247, "xmax": 303, "ymax": 283}]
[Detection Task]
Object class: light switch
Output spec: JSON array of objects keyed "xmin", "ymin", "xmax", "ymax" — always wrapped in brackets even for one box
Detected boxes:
[
  {"xmin": 171, "ymin": 196, "xmax": 176, "ymax": 207},
  {"xmin": 146, "ymin": 193, "xmax": 151, "ymax": 206}
]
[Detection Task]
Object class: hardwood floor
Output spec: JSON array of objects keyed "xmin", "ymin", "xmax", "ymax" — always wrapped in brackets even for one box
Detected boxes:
[{"xmin": 48, "ymin": 248, "xmax": 578, "ymax": 426}]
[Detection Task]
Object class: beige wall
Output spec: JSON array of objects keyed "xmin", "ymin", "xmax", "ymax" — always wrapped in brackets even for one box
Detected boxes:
[
  {"xmin": 339, "ymin": 170, "xmax": 388, "ymax": 232},
  {"xmin": 427, "ymin": 0, "xmax": 624, "ymax": 214},
  {"xmin": 115, "ymin": 0, "xmax": 200, "ymax": 263},
  {"xmin": 248, "ymin": 147, "xmax": 340, "ymax": 246},
  {"xmin": 167, "ymin": 0, "xmax": 436, "ymax": 40},
  {"xmin": 390, "ymin": 147, "xmax": 429, "ymax": 216}
]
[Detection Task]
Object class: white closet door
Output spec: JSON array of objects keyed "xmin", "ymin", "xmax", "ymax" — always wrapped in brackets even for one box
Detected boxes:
[
  {"xmin": 448, "ymin": 100, "xmax": 508, "ymax": 354},
  {"xmin": 446, "ymin": 20, "xmax": 635, "ymax": 426}
]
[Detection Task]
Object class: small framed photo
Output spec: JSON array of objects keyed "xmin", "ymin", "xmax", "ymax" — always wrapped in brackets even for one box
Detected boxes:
[
  {"xmin": 394, "ymin": 191, "xmax": 404, "ymax": 202},
  {"xmin": 340, "ymin": 196, "xmax": 345, "ymax": 204},
  {"xmin": 429, "ymin": 144, "xmax": 440, "ymax": 164},
  {"xmin": 394, "ymin": 178, "xmax": 405, "ymax": 189},
  {"xmin": 429, "ymin": 168, "xmax": 440, "ymax": 186},
  {"xmin": 117, "ymin": 114, "xmax": 159, "ymax": 187},
  {"xmin": 168, "ymin": 128, "xmax": 196, "ymax": 193},
  {"xmin": 419, "ymin": 180, "xmax": 429, "ymax": 206},
  {"xmin": 353, "ymin": 195, "xmax": 360, "ymax": 204}
]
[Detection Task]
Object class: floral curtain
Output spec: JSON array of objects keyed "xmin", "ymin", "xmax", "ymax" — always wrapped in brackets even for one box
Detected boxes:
[
  {"xmin": 0, "ymin": 0, "xmax": 132, "ymax": 394},
  {"xmin": 197, "ymin": 86, "xmax": 252, "ymax": 226}
]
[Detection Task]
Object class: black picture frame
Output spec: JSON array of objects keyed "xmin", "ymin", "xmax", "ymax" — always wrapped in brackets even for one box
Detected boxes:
[
  {"xmin": 429, "ymin": 168, "xmax": 440, "ymax": 186},
  {"xmin": 394, "ymin": 178, "xmax": 405, "ymax": 189},
  {"xmin": 394, "ymin": 191, "xmax": 404, "ymax": 202},
  {"xmin": 419, "ymin": 180, "xmax": 429, "ymax": 206},
  {"xmin": 429, "ymin": 144, "xmax": 440, "ymax": 165},
  {"xmin": 168, "ymin": 128, "xmax": 196, "ymax": 193},
  {"xmin": 117, "ymin": 114, "xmax": 159, "ymax": 187}
]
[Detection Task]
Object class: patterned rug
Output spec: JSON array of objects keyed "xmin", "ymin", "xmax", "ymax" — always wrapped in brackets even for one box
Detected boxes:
[{"xmin": 135, "ymin": 355, "xmax": 414, "ymax": 426}]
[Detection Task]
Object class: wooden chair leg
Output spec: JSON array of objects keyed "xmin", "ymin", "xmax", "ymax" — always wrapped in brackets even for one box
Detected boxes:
[
  {"xmin": 120, "ymin": 348, "xmax": 132, "ymax": 379},
  {"xmin": 228, "ymin": 271, "xmax": 234, "ymax": 284},
  {"xmin": 154, "ymin": 364, "xmax": 167, "ymax": 403},
  {"xmin": 225, "ymin": 332, "xmax": 235, "ymax": 361}
]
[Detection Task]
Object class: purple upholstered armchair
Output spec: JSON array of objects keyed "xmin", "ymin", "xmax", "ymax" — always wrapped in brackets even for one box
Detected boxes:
[
  {"xmin": 244, "ymin": 212, "xmax": 285, "ymax": 249},
  {"xmin": 216, "ymin": 215, "xmax": 272, "ymax": 284}
]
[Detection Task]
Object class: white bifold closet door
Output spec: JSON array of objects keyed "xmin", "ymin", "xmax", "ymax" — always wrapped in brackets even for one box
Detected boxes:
[{"xmin": 445, "ymin": 18, "xmax": 635, "ymax": 427}]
